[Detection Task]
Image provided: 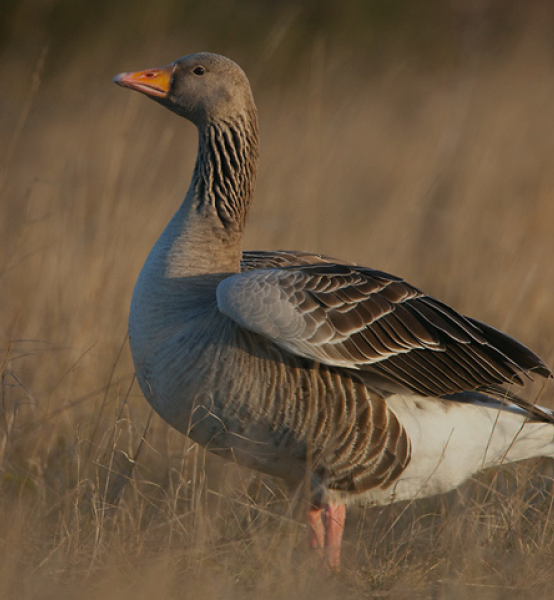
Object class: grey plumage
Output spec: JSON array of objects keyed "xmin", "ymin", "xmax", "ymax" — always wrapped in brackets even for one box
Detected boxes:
[{"xmin": 114, "ymin": 53, "xmax": 554, "ymax": 568}]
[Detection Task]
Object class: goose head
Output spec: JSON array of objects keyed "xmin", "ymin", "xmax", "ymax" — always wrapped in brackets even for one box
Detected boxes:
[{"xmin": 113, "ymin": 52, "xmax": 256, "ymax": 126}]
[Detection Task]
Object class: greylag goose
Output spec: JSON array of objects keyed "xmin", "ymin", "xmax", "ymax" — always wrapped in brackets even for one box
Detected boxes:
[{"xmin": 114, "ymin": 53, "xmax": 554, "ymax": 570}]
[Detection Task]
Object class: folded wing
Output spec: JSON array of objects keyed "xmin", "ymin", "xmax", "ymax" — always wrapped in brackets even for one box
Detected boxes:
[{"xmin": 217, "ymin": 251, "xmax": 551, "ymax": 400}]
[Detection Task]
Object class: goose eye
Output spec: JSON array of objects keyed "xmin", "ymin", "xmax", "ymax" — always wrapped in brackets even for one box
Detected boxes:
[{"xmin": 193, "ymin": 66, "xmax": 205, "ymax": 76}]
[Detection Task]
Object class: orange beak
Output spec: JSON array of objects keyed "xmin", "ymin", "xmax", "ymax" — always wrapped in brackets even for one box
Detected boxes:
[{"xmin": 113, "ymin": 64, "xmax": 176, "ymax": 98}]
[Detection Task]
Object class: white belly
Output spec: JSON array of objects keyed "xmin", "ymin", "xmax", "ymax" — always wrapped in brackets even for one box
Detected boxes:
[{"xmin": 355, "ymin": 394, "xmax": 554, "ymax": 506}]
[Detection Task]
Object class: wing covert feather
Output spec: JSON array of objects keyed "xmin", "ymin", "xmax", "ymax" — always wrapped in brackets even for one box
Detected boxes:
[{"xmin": 217, "ymin": 251, "xmax": 551, "ymax": 397}]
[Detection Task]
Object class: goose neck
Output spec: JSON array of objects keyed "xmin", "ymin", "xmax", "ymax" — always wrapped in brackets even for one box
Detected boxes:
[
  {"xmin": 162, "ymin": 111, "xmax": 259, "ymax": 277},
  {"xmin": 192, "ymin": 111, "xmax": 259, "ymax": 233}
]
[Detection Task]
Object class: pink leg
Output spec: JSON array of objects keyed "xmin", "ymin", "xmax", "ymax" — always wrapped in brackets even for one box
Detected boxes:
[
  {"xmin": 307, "ymin": 502, "xmax": 346, "ymax": 571},
  {"xmin": 307, "ymin": 504, "xmax": 326, "ymax": 558},
  {"xmin": 323, "ymin": 503, "xmax": 346, "ymax": 570}
]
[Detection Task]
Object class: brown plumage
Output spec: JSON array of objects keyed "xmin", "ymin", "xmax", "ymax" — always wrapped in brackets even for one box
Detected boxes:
[{"xmin": 114, "ymin": 53, "xmax": 554, "ymax": 571}]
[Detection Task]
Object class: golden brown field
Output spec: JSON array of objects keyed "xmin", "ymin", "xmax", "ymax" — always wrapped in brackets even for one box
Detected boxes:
[{"xmin": 3, "ymin": 1, "xmax": 554, "ymax": 598}]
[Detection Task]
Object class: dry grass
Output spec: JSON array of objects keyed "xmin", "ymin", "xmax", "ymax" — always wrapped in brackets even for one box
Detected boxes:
[{"xmin": 3, "ymin": 3, "xmax": 554, "ymax": 598}]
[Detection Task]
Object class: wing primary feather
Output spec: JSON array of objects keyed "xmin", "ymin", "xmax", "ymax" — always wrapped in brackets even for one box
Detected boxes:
[
  {"xmin": 408, "ymin": 298, "xmax": 474, "ymax": 342},
  {"xmin": 467, "ymin": 317, "xmax": 551, "ymax": 376}
]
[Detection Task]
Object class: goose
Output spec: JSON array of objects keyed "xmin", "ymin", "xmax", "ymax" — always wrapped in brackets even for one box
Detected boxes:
[{"xmin": 114, "ymin": 52, "xmax": 554, "ymax": 570}]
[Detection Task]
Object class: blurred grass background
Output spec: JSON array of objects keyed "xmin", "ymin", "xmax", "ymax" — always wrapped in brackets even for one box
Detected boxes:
[{"xmin": 3, "ymin": 0, "xmax": 554, "ymax": 598}]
